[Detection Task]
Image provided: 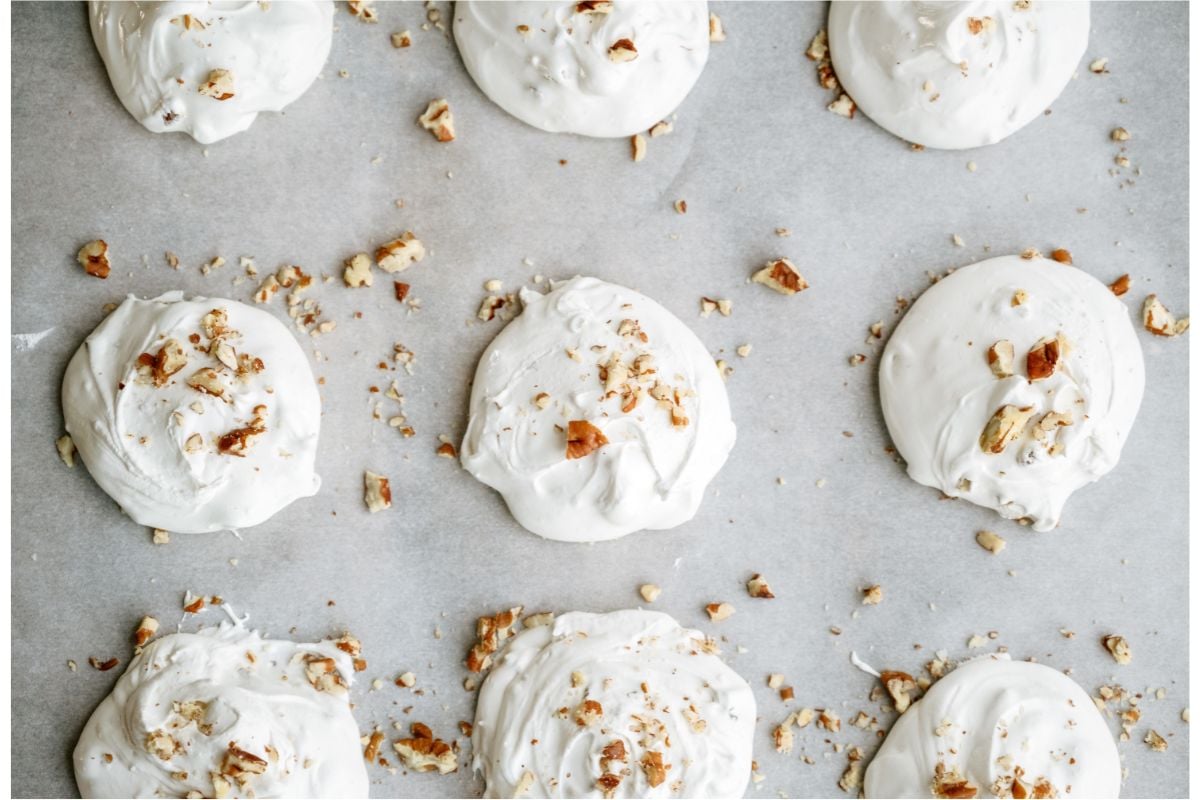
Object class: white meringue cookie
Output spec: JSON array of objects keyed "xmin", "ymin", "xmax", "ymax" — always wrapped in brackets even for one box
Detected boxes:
[
  {"xmin": 879, "ymin": 254, "xmax": 1143, "ymax": 531},
  {"xmin": 62, "ymin": 292, "xmax": 321, "ymax": 533},
  {"xmin": 89, "ymin": 1, "xmax": 333, "ymax": 144},
  {"xmin": 453, "ymin": 0, "xmax": 710, "ymax": 137},
  {"xmin": 473, "ymin": 609, "xmax": 756, "ymax": 799},
  {"xmin": 865, "ymin": 654, "xmax": 1121, "ymax": 799},
  {"xmin": 74, "ymin": 618, "xmax": 368, "ymax": 799},
  {"xmin": 460, "ymin": 277, "xmax": 735, "ymax": 542},
  {"xmin": 828, "ymin": 1, "xmax": 1090, "ymax": 149}
]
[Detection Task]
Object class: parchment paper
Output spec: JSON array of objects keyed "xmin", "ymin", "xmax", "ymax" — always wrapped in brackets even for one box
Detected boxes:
[{"xmin": 10, "ymin": 2, "xmax": 1189, "ymax": 797}]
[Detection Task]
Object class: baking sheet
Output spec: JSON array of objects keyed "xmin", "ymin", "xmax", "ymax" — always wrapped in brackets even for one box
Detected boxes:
[{"xmin": 9, "ymin": 2, "xmax": 1189, "ymax": 797}]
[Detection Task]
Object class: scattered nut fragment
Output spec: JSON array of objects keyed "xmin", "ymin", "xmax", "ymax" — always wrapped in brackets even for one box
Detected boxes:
[
  {"xmin": 576, "ymin": 1, "xmax": 614, "ymax": 14},
  {"xmin": 979, "ymin": 405, "xmax": 1035, "ymax": 454},
  {"xmin": 56, "ymin": 434, "xmax": 76, "ymax": 468},
  {"xmin": 1011, "ymin": 289, "xmax": 1028, "ymax": 307},
  {"xmin": 393, "ymin": 281, "xmax": 411, "ymax": 303},
  {"xmin": 566, "ymin": 420, "xmax": 608, "ymax": 459},
  {"xmin": 705, "ymin": 602, "xmax": 735, "ymax": 621},
  {"xmin": 198, "ymin": 69, "xmax": 235, "ymax": 100},
  {"xmin": 363, "ymin": 470, "xmax": 392, "ymax": 513},
  {"xmin": 477, "ymin": 295, "xmax": 506, "ymax": 321},
  {"xmin": 186, "ymin": 368, "xmax": 225, "ymax": 398},
  {"xmin": 152, "ymin": 528, "xmax": 170, "ymax": 544},
  {"xmin": 639, "ymin": 584, "xmax": 661, "ymax": 603},
  {"xmin": 861, "ymin": 584, "xmax": 883, "ymax": 605},
  {"xmin": 437, "ymin": 441, "xmax": 458, "ymax": 459},
  {"xmin": 986, "ymin": 340, "xmax": 1014, "ymax": 379},
  {"xmin": 817, "ymin": 709, "xmax": 841, "ymax": 732},
  {"xmin": 150, "ymin": 339, "xmax": 188, "ymax": 387},
  {"xmin": 348, "ymin": 0, "xmax": 377, "ymax": 22},
  {"xmin": 1111, "ymin": 127, "xmax": 1131, "ymax": 142},
  {"xmin": 746, "ymin": 574, "xmax": 775, "ymax": 599},
  {"xmin": 418, "ymin": 99, "xmax": 455, "ymax": 142},
  {"xmin": 648, "ymin": 120, "xmax": 673, "ymax": 137},
  {"xmin": 1142, "ymin": 295, "xmax": 1190, "ymax": 337},
  {"xmin": 343, "ymin": 253, "xmax": 373, "ymax": 287},
  {"xmin": 574, "ymin": 699, "xmax": 604, "ymax": 727},
  {"xmin": 932, "ymin": 763, "xmax": 978, "ymax": 799},
  {"xmin": 145, "ymin": 729, "xmax": 181, "ymax": 761},
  {"xmin": 392, "ymin": 30, "xmax": 412, "ymax": 47},
  {"xmin": 1144, "ymin": 729, "xmax": 1168, "ymax": 751},
  {"xmin": 708, "ymin": 12, "xmax": 726, "ymax": 42},
  {"xmin": 630, "ymin": 133, "xmax": 647, "ymax": 162},
  {"xmin": 674, "ymin": 199, "xmax": 687, "ymax": 214},
  {"xmin": 607, "ymin": 38, "xmax": 638, "ymax": 62},
  {"xmin": 975, "ymin": 530, "xmax": 1006, "ymax": 555},
  {"xmin": 880, "ymin": 670, "xmax": 918, "ymax": 713},
  {"xmin": 752, "ymin": 258, "xmax": 808, "ymax": 295},
  {"xmin": 396, "ymin": 671, "xmax": 416, "ymax": 688},
  {"xmin": 393, "ymin": 723, "xmax": 458, "ymax": 774},
  {"xmin": 376, "ymin": 232, "xmax": 426, "ymax": 273},
  {"xmin": 1089, "ymin": 57, "xmax": 1109, "ymax": 74},
  {"xmin": 466, "ymin": 606, "xmax": 522, "ymax": 673},
  {"xmin": 806, "ymin": 29, "xmax": 828, "ymax": 61},
  {"xmin": 1109, "ymin": 274, "xmax": 1131, "ymax": 296},
  {"xmin": 89, "ymin": 656, "xmax": 120, "ymax": 671},
  {"xmin": 303, "ymin": 654, "xmax": 348, "ymax": 694},
  {"xmin": 640, "ymin": 751, "xmax": 670, "ymax": 788},
  {"xmin": 1103, "ymin": 634, "xmax": 1132, "ymax": 665},
  {"xmin": 1026, "ymin": 333, "xmax": 1070, "ymax": 381},
  {"xmin": 1050, "ymin": 248, "xmax": 1073, "ymax": 265},
  {"xmin": 132, "ymin": 616, "xmax": 159, "ymax": 648},
  {"xmin": 77, "ymin": 240, "xmax": 111, "ymax": 279},
  {"xmin": 828, "ymin": 94, "xmax": 856, "ymax": 118}
]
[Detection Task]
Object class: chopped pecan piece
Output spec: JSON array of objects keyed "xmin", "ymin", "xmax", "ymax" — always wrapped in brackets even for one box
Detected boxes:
[
  {"xmin": 198, "ymin": 69, "xmax": 235, "ymax": 100},
  {"xmin": 1103, "ymin": 634, "xmax": 1132, "ymax": 665},
  {"xmin": 932, "ymin": 763, "xmax": 978, "ymax": 798},
  {"xmin": 880, "ymin": 670, "xmax": 918, "ymax": 713},
  {"xmin": 705, "ymin": 602, "xmax": 735, "ymax": 621},
  {"xmin": 566, "ymin": 420, "xmax": 608, "ymax": 459},
  {"xmin": 144, "ymin": 730, "xmax": 181, "ymax": 761},
  {"xmin": 77, "ymin": 240, "xmax": 111, "ymax": 279},
  {"xmin": 640, "ymin": 751, "xmax": 670, "ymax": 788},
  {"xmin": 303, "ymin": 654, "xmax": 348, "ymax": 694},
  {"xmin": 630, "ymin": 133, "xmax": 647, "ymax": 162},
  {"xmin": 708, "ymin": 12, "xmax": 726, "ymax": 42},
  {"xmin": 343, "ymin": 253, "xmax": 373, "ymax": 287},
  {"xmin": 418, "ymin": 99, "xmax": 455, "ymax": 142},
  {"xmin": 1109, "ymin": 274, "xmax": 1131, "ymax": 296},
  {"xmin": 364, "ymin": 470, "xmax": 392, "ymax": 513},
  {"xmin": 186, "ymin": 368, "xmax": 225, "ymax": 398},
  {"xmin": 1143, "ymin": 294, "xmax": 1189, "ymax": 337},
  {"xmin": 1026, "ymin": 334, "xmax": 1070, "ymax": 381},
  {"xmin": 376, "ymin": 232, "xmax": 426, "ymax": 273},
  {"xmin": 607, "ymin": 38, "xmax": 638, "ymax": 62},
  {"xmin": 975, "ymin": 530, "xmax": 1006, "ymax": 555},
  {"xmin": 574, "ymin": 699, "xmax": 603, "ymax": 727},
  {"xmin": 466, "ymin": 606, "xmax": 522, "ymax": 673},
  {"xmin": 132, "ymin": 616, "xmax": 159, "ymax": 648},
  {"xmin": 393, "ymin": 724, "xmax": 458, "ymax": 773},
  {"xmin": 979, "ymin": 405, "xmax": 1035, "ymax": 454},
  {"xmin": 221, "ymin": 744, "xmax": 268, "ymax": 784},
  {"xmin": 1050, "ymin": 248, "xmax": 1073, "ymax": 264},
  {"xmin": 752, "ymin": 258, "xmax": 809, "ymax": 295},
  {"xmin": 746, "ymin": 574, "xmax": 775, "ymax": 599},
  {"xmin": 986, "ymin": 340, "xmax": 1014, "ymax": 378}
]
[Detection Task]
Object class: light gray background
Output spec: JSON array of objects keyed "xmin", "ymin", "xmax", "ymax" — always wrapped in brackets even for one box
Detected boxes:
[{"xmin": 10, "ymin": 2, "xmax": 1189, "ymax": 798}]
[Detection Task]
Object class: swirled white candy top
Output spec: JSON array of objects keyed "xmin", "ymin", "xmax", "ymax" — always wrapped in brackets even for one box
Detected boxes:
[
  {"xmin": 865, "ymin": 655, "xmax": 1121, "ymax": 799},
  {"xmin": 472, "ymin": 609, "xmax": 756, "ymax": 798},
  {"xmin": 828, "ymin": 1, "xmax": 1090, "ymax": 149},
  {"xmin": 460, "ymin": 276, "xmax": 736, "ymax": 542},
  {"xmin": 879, "ymin": 254, "xmax": 1143, "ymax": 531},
  {"xmin": 453, "ymin": 1, "xmax": 710, "ymax": 137},
  {"xmin": 62, "ymin": 292, "xmax": 321, "ymax": 533},
  {"xmin": 73, "ymin": 621, "xmax": 368, "ymax": 799},
  {"xmin": 89, "ymin": 1, "xmax": 333, "ymax": 143}
]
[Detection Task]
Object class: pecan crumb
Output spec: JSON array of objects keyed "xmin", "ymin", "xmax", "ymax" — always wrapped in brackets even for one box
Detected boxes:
[
  {"xmin": 364, "ymin": 470, "xmax": 392, "ymax": 513},
  {"xmin": 418, "ymin": 99, "xmax": 455, "ymax": 142},
  {"xmin": 566, "ymin": 420, "xmax": 608, "ymax": 459},
  {"xmin": 77, "ymin": 240, "xmax": 111, "ymax": 279},
  {"xmin": 752, "ymin": 258, "xmax": 809, "ymax": 295},
  {"xmin": 1142, "ymin": 295, "xmax": 1189, "ymax": 337}
]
